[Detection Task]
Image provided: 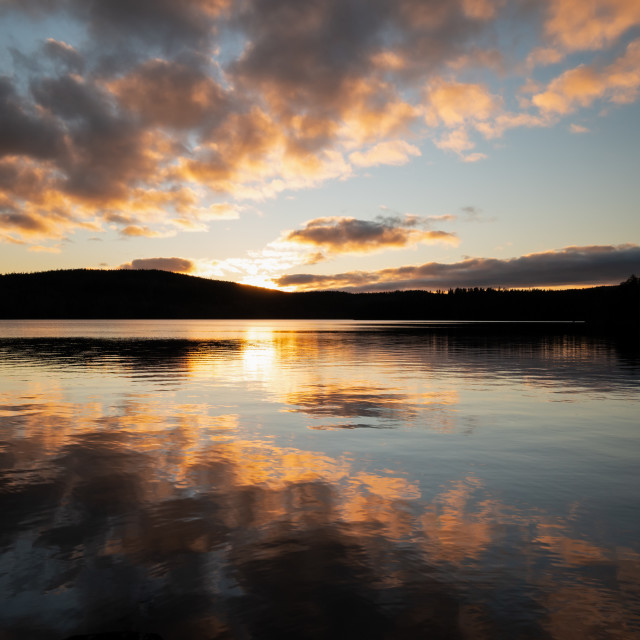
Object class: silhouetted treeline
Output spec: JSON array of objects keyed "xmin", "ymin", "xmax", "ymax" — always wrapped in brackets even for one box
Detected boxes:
[{"xmin": 0, "ymin": 269, "xmax": 638, "ymax": 329}]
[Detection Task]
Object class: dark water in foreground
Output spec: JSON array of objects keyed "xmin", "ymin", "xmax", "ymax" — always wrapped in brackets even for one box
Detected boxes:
[{"xmin": 0, "ymin": 320, "xmax": 638, "ymax": 640}]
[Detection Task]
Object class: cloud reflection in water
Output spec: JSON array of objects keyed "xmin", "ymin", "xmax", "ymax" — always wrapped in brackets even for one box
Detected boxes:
[{"xmin": 0, "ymin": 325, "xmax": 638, "ymax": 639}]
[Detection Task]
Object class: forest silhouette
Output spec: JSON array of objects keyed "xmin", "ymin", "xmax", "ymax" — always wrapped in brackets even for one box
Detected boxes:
[{"xmin": 0, "ymin": 269, "xmax": 638, "ymax": 329}]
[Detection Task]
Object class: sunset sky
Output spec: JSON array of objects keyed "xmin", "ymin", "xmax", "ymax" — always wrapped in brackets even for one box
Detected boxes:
[{"xmin": 1, "ymin": 0, "xmax": 639, "ymax": 291}]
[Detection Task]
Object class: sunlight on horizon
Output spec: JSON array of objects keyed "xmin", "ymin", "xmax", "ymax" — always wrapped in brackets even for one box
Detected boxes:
[{"xmin": 0, "ymin": 0, "xmax": 638, "ymax": 287}]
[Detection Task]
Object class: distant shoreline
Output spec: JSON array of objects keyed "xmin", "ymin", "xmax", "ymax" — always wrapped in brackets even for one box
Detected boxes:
[{"xmin": 1, "ymin": 270, "xmax": 638, "ymax": 333}]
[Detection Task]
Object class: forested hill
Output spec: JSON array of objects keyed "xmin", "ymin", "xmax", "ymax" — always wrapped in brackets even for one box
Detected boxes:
[{"xmin": 0, "ymin": 269, "xmax": 638, "ymax": 325}]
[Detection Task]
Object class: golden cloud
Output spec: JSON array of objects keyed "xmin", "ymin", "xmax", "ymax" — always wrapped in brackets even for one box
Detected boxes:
[
  {"xmin": 349, "ymin": 140, "xmax": 421, "ymax": 167},
  {"xmin": 532, "ymin": 39, "xmax": 640, "ymax": 115},
  {"xmin": 425, "ymin": 80, "xmax": 502, "ymax": 160},
  {"xmin": 462, "ymin": 0, "xmax": 503, "ymax": 21},
  {"xmin": 284, "ymin": 216, "xmax": 459, "ymax": 255},
  {"xmin": 109, "ymin": 59, "xmax": 229, "ymax": 129},
  {"xmin": 569, "ymin": 123, "xmax": 590, "ymax": 133},
  {"xmin": 426, "ymin": 80, "xmax": 502, "ymax": 127},
  {"xmin": 119, "ymin": 225, "xmax": 176, "ymax": 238},
  {"xmin": 542, "ymin": 0, "xmax": 640, "ymax": 52},
  {"xmin": 1, "ymin": 0, "xmax": 640, "ymax": 249},
  {"xmin": 274, "ymin": 244, "xmax": 640, "ymax": 291}
]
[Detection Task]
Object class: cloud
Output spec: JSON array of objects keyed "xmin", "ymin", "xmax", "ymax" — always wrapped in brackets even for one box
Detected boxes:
[
  {"xmin": 201, "ymin": 203, "xmax": 242, "ymax": 220},
  {"xmin": 284, "ymin": 216, "xmax": 459, "ymax": 255},
  {"xmin": 462, "ymin": 0, "xmax": 503, "ymax": 21},
  {"xmin": 192, "ymin": 210, "xmax": 459, "ymax": 286},
  {"xmin": 119, "ymin": 225, "xmax": 176, "ymax": 238},
  {"xmin": 540, "ymin": 0, "xmax": 640, "ymax": 53},
  {"xmin": 0, "ymin": 0, "xmax": 230, "ymax": 54},
  {"xmin": 0, "ymin": 71, "xmax": 225, "ymax": 243},
  {"xmin": 0, "ymin": 210, "xmax": 52, "ymax": 235},
  {"xmin": 473, "ymin": 111, "xmax": 548, "ymax": 139},
  {"xmin": 350, "ymin": 140, "xmax": 421, "ymax": 167},
  {"xmin": 0, "ymin": 77, "xmax": 66, "ymax": 161},
  {"xmin": 27, "ymin": 244, "xmax": 62, "ymax": 253},
  {"xmin": 424, "ymin": 80, "xmax": 502, "ymax": 159},
  {"xmin": 447, "ymin": 47, "xmax": 506, "ymax": 73},
  {"xmin": 526, "ymin": 47, "xmax": 564, "ymax": 68},
  {"xmin": 461, "ymin": 152, "xmax": 487, "ymax": 163},
  {"xmin": 42, "ymin": 39, "xmax": 84, "ymax": 72},
  {"xmin": 273, "ymin": 244, "xmax": 640, "ymax": 291},
  {"xmin": 30, "ymin": 73, "xmax": 165, "ymax": 202},
  {"xmin": 569, "ymin": 123, "xmax": 590, "ymax": 133},
  {"xmin": 1, "ymin": 0, "xmax": 640, "ymax": 248},
  {"xmin": 118, "ymin": 257, "xmax": 196, "ymax": 273},
  {"xmin": 109, "ymin": 59, "xmax": 230, "ymax": 130},
  {"xmin": 434, "ymin": 128, "xmax": 475, "ymax": 154},
  {"xmin": 532, "ymin": 39, "xmax": 640, "ymax": 115},
  {"xmin": 425, "ymin": 80, "xmax": 502, "ymax": 127},
  {"xmin": 227, "ymin": 0, "xmax": 495, "ymax": 154}
]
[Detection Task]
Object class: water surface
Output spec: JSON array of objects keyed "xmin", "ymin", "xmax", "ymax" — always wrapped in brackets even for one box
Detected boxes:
[{"xmin": 0, "ymin": 320, "xmax": 638, "ymax": 639}]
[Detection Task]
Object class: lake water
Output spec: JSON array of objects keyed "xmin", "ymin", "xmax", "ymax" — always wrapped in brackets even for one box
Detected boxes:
[{"xmin": 0, "ymin": 320, "xmax": 638, "ymax": 639}]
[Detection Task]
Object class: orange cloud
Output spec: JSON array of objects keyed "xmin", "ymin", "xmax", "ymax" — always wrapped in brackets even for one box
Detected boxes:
[
  {"xmin": 337, "ymin": 79, "xmax": 420, "ymax": 146},
  {"xmin": 474, "ymin": 111, "xmax": 547, "ymax": 139},
  {"xmin": 461, "ymin": 152, "xmax": 488, "ymax": 163},
  {"xmin": 425, "ymin": 80, "xmax": 502, "ymax": 160},
  {"xmin": 27, "ymin": 244, "xmax": 62, "ymax": 253},
  {"xmin": 119, "ymin": 225, "xmax": 176, "ymax": 238},
  {"xmin": 421, "ymin": 477, "xmax": 498, "ymax": 563},
  {"xmin": 0, "ymin": 210, "xmax": 53, "ymax": 236},
  {"xmin": 201, "ymin": 203, "xmax": 242, "ymax": 220},
  {"xmin": 434, "ymin": 128, "xmax": 475, "ymax": 153},
  {"xmin": 532, "ymin": 39, "xmax": 640, "ymax": 115},
  {"xmin": 426, "ymin": 80, "xmax": 502, "ymax": 127},
  {"xmin": 462, "ymin": 0, "xmax": 503, "ymax": 21},
  {"xmin": 447, "ymin": 47, "xmax": 506, "ymax": 73},
  {"xmin": 569, "ymin": 123, "xmax": 590, "ymax": 133},
  {"xmin": 180, "ymin": 107, "xmax": 284, "ymax": 186},
  {"xmin": 284, "ymin": 216, "xmax": 459, "ymax": 255},
  {"xmin": 273, "ymin": 244, "xmax": 640, "ymax": 291},
  {"xmin": 349, "ymin": 140, "xmax": 421, "ymax": 167},
  {"xmin": 526, "ymin": 46, "xmax": 564, "ymax": 68},
  {"xmin": 201, "ymin": 211, "xmax": 460, "ymax": 286},
  {"xmin": 2, "ymin": 0, "xmax": 639, "ymax": 249},
  {"xmin": 370, "ymin": 50, "xmax": 407, "ymax": 71},
  {"xmin": 110, "ymin": 59, "xmax": 229, "ymax": 129},
  {"xmin": 2, "ymin": 344, "xmax": 637, "ymax": 639},
  {"xmin": 0, "ymin": 72, "xmax": 231, "ymax": 243},
  {"xmin": 542, "ymin": 0, "xmax": 640, "ymax": 52}
]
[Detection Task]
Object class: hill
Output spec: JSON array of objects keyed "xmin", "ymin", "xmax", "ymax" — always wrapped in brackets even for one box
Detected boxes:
[{"xmin": 0, "ymin": 269, "xmax": 638, "ymax": 326}]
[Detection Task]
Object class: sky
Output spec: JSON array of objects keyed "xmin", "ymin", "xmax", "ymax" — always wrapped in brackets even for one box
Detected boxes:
[{"xmin": 0, "ymin": 0, "xmax": 639, "ymax": 292}]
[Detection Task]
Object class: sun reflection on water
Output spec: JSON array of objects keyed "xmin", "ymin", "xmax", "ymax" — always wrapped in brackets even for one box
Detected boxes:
[{"xmin": 0, "ymin": 325, "xmax": 638, "ymax": 638}]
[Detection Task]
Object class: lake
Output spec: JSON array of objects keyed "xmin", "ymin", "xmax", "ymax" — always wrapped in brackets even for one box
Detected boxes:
[{"xmin": 0, "ymin": 320, "xmax": 638, "ymax": 639}]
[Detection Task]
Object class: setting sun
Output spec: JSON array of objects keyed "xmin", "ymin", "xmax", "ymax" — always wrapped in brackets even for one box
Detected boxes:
[{"xmin": 0, "ymin": 0, "xmax": 637, "ymax": 288}]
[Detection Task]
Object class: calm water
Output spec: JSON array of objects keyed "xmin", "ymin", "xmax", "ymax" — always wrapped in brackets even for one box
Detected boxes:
[{"xmin": 0, "ymin": 320, "xmax": 638, "ymax": 639}]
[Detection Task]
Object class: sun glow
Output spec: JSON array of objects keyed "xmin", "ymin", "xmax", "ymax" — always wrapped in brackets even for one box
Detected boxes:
[{"xmin": 240, "ymin": 274, "xmax": 282, "ymax": 289}]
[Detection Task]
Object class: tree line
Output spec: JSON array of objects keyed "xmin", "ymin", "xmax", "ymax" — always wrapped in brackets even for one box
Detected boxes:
[{"xmin": 0, "ymin": 269, "xmax": 637, "ymax": 329}]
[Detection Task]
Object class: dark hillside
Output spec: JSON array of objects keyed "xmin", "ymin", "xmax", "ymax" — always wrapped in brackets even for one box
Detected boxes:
[
  {"xmin": 0, "ymin": 269, "xmax": 638, "ymax": 328},
  {"xmin": 0, "ymin": 269, "xmax": 287, "ymax": 319}
]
